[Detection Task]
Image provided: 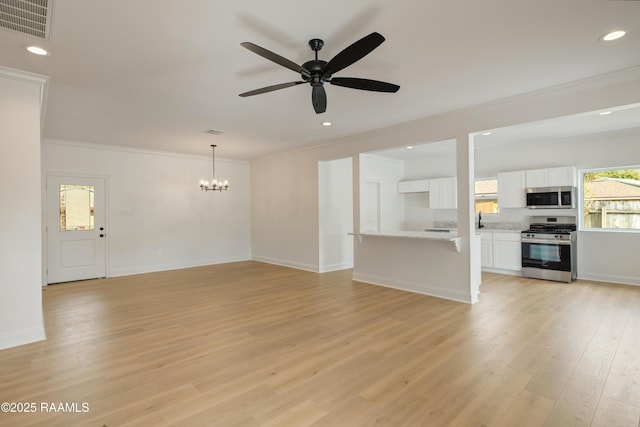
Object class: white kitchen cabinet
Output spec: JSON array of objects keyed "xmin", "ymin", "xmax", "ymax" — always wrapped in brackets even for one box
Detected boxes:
[
  {"xmin": 497, "ymin": 170, "xmax": 526, "ymax": 208},
  {"xmin": 429, "ymin": 177, "xmax": 457, "ymax": 209},
  {"xmin": 492, "ymin": 232, "xmax": 521, "ymax": 271},
  {"xmin": 398, "ymin": 179, "xmax": 429, "ymax": 193},
  {"xmin": 548, "ymin": 166, "xmax": 577, "ymax": 186},
  {"xmin": 526, "ymin": 166, "xmax": 576, "ymax": 188},
  {"xmin": 480, "ymin": 232, "xmax": 493, "ymax": 268},
  {"xmin": 525, "ymin": 169, "xmax": 548, "ymax": 188}
]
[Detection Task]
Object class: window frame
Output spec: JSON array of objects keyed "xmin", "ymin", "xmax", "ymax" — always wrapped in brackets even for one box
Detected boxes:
[
  {"xmin": 474, "ymin": 177, "xmax": 499, "ymax": 214},
  {"xmin": 579, "ymin": 166, "xmax": 640, "ymax": 233}
]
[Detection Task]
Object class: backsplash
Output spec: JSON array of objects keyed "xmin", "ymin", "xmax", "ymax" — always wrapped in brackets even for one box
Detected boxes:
[{"xmin": 406, "ymin": 207, "xmax": 578, "ymax": 231}]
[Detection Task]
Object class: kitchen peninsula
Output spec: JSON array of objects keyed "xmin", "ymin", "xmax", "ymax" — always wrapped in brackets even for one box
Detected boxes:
[{"xmin": 350, "ymin": 230, "xmax": 480, "ymax": 304}]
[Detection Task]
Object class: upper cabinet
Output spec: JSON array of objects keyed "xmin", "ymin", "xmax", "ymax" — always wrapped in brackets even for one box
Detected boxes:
[
  {"xmin": 397, "ymin": 177, "xmax": 456, "ymax": 209},
  {"xmin": 497, "ymin": 170, "xmax": 526, "ymax": 208},
  {"xmin": 526, "ymin": 166, "xmax": 576, "ymax": 188},
  {"xmin": 397, "ymin": 179, "xmax": 429, "ymax": 193},
  {"xmin": 429, "ymin": 177, "xmax": 457, "ymax": 209}
]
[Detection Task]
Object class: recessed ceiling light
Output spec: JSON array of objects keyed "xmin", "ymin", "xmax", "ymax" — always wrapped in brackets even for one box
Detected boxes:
[
  {"xmin": 406, "ymin": 146, "xmax": 414, "ymax": 150},
  {"xmin": 482, "ymin": 132, "xmax": 492, "ymax": 136},
  {"xmin": 599, "ymin": 111, "xmax": 612, "ymax": 115},
  {"xmin": 601, "ymin": 30, "xmax": 626, "ymax": 42},
  {"xmin": 322, "ymin": 122, "xmax": 332, "ymax": 126},
  {"xmin": 26, "ymin": 45, "xmax": 49, "ymax": 55}
]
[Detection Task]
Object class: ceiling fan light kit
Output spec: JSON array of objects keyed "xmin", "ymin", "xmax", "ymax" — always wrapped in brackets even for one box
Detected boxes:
[{"xmin": 239, "ymin": 32, "xmax": 400, "ymax": 114}]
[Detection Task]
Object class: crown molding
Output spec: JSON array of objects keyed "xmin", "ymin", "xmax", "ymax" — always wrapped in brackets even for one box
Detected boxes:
[{"xmin": 41, "ymin": 138, "xmax": 249, "ymax": 165}]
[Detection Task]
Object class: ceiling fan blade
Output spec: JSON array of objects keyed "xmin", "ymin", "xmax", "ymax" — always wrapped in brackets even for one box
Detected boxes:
[
  {"xmin": 330, "ymin": 77, "xmax": 400, "ymax": 93},
  {"xmin": 241, "ymin": 42, "xmax": 310, "ymax": 77},
  {"xmin": 312, "ymin": 86, "xmax": 327, "ymax": 114},
  {"xmin": 322, "ymin": 32, "xmax": 385, "ymax": 76},
  {"xmin": 239, "ymin": 81, "xmax": 305, "ymax": 97}
]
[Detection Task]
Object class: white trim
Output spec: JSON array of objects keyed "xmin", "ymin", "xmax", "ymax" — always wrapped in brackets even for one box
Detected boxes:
[
  {"xmin": 42, "ymin": 139, "xmax": 248, "ymax": 165},
  {"xmin": 578, "ymin": 273, "xmax": 640, "ymax": 287},
  {"xmin": 0, "ymin": 66, "xmax": 49, "ymax": 130},
  {"xmin": 481, "ymin": 267, "xmax": 522, "ymax": 277},
  {"xmin": 251, "ymin": 256, "xmax": 319, "ymax": 273},
  {"xmin": 0, "ymin": 66, "xmax": 48, "ymax": 86},
  {"xmin": 318, "ymin": 263, "xmax": 353, "ymax": 273},
  {"xmin": 0, "ymin": 326, "xmax": 46, "ymax": 351},
  {"xmin": 352, "ymin": 272, "xmax": 477, "ymax": 304}
]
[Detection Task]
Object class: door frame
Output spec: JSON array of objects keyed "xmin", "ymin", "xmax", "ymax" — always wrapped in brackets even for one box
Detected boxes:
[
  {"xmin": 362, "ymin": 179, "xmax": 381, "ymax": 233},
  {"xmin": 43, "ymin": 172, "xmax": 110, "ymax": 286}
]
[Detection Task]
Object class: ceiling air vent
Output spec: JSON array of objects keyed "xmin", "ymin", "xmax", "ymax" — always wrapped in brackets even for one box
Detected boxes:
[{"xmin": 0, "ymin": 0, "xmax": 53, "ymax": 39}]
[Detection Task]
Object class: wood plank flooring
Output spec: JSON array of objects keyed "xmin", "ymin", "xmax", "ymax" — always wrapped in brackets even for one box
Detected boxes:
[{"xmin": 1, "ymin": 261, "xmax": 639, "ymax": 426}]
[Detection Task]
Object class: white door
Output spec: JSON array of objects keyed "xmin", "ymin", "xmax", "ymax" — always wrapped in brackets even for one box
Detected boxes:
[
  {"xmin": 47, "ymin": 176, "xmax": 106, "ymax": 284},
  {"xmin": 363, "ymin": 181, "xmax": 381, "ymax": 232}
]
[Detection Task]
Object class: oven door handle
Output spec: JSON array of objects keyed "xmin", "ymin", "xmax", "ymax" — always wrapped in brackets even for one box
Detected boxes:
[{"xmin": 521, "ymin": 238, "xmax": 571, "ymax": 245}]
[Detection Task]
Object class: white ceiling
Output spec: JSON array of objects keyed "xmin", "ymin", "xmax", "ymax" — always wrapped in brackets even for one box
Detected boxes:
[
  {"xmin": 1, "ymin": 0, "xmax": 639, "ymax": 160},
  {"xmin": 370, "ymin": 102, "xmax": 640, "ymax": 160}
]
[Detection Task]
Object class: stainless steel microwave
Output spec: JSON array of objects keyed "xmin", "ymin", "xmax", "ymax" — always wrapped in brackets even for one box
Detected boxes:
[{"xmin": 526, "ymin": 186, "xmax": 576, "ymax": 209}]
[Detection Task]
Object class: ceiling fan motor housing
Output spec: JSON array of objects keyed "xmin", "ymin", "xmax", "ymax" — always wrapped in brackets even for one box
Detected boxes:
[{"xmin": 302, "ymin": 60, "xmax": 328, "ymax": 86}]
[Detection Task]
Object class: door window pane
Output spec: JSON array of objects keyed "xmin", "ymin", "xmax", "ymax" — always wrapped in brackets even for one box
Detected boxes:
[{"xmin": 60, "ymin": 185, "xmax": 95, "ymax": 231}]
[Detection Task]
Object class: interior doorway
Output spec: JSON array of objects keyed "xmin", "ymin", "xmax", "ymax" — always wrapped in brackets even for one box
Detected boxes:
[
  {"xmin": 46, "ymin": 175, "xmax": 107, "ymax": 284},
  {"xmin": 318, "ymin": 158, "xmax": 354, "ymax": 272}
]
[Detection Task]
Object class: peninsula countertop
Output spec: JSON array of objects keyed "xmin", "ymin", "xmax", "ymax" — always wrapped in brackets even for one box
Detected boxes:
[{"xmin": 349, "ymin": 230, "xmax": 463, "ymax": 251}]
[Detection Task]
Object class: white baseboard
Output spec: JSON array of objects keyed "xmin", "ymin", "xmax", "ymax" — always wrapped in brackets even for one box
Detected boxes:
[
  {"xmin": 352, "ymin": 272, "xmax": 477, "ymax": 304},
  {"xmin": 251, "ymin": 256, "xmax": 319, "ymax": 273},
  {"xmin": 319, "ymin": 262, "xmax": 354, "ymax": 273},
  {"xmin": 577, "ymin": 272, "xmax": 640, "ymax": 287},
  {"xmin": 481, "ymin": 267, "xmax": 522, "ymax": 277},
  {"xmin": 0, "ymin": 326, "xmax": 46, "ymax": 350}
]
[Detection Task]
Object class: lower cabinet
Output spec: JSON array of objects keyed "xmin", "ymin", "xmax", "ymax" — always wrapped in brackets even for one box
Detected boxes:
[
  {"xmin": 480, "ymin": 232, "xmax": 493, "ymax": 268},
  {"xmin": 480, "ymin": 231, "xmax": 522, "ymax": 273}
]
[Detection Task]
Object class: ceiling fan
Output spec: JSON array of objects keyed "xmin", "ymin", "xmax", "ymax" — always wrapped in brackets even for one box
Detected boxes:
[{"xmin": 239, "ymin": 32, "xmax": 400, "ymax": 114}]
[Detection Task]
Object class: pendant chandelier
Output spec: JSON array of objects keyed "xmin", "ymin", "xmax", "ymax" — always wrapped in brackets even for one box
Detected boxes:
[{"xmin": 199, "ymin": 144, "xmax": 229, "ymax": 192}]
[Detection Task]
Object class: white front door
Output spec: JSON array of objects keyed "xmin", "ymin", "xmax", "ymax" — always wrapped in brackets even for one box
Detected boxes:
[{"xmin": 46, "ymin": 176, "xmax": 106, "ymax": 284}]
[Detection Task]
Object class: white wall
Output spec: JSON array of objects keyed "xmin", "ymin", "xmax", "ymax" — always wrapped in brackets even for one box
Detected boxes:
[
  {"xmin": 42, "ymin": 140, "xmax": 251, "ymax": 278},
  {"xmin": 319, "ymin": 158, "xmax": 353, "ymax": 272},
  {"xmin": 251, "ymin": 151, "xmax": 320, "ymax": 271},
  {"xmin": 0, "ymin": 68, "xmax": 47, "ymax": 349}
]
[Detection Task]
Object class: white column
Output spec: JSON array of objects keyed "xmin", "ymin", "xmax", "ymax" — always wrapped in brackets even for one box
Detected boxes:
[{"xmin": 0, "ymin": 67, "xmax": 48, "ymax": 349}]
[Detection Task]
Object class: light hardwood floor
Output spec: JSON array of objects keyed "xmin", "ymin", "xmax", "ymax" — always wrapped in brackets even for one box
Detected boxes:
[{"xmin": 1, "ymin": 261, "xmax": 639, "ymax": 426}]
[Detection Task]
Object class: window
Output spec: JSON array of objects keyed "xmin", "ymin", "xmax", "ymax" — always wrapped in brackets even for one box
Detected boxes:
[
  {"xmin": 582, "ymin": 167, "xmax": 640, "ymax": 230},
  {"xmin": 475, "ymin": 178, "xmax": 498, "ymax": 214},
  {"xmin": 59, "ymin": 185, "xmax": 95, "ymax": 231}
]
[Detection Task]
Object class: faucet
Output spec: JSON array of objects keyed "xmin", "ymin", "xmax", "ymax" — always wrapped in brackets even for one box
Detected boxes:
[{"xmin": 478, "ymin": 212, "xmax": 484, "ymax": 229}]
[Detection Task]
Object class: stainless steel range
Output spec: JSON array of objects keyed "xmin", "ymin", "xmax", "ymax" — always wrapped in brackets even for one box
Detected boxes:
[{"xmin": 521, "ymin": 216, "xmax": 577, "ymax": 283}]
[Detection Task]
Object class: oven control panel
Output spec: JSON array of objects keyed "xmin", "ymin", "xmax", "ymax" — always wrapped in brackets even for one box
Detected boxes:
[{"xmin": 521, "ymin": 232, "xmax": 572, "ymax": 241}]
